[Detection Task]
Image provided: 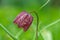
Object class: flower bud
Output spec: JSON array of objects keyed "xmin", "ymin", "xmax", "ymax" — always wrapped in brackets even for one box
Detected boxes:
[{"xmin": 14, "ymin": 11, "xmax": 33, "ymax": 31}]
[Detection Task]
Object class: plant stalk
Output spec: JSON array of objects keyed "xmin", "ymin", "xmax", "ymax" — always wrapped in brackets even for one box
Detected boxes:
[
  {"xmin": 30, "ymin": 11, "xmax": 39, "ymax": 40},
  {"xmin": 0, "ymin": 24, "xmax": 17, "ymax": 40}
]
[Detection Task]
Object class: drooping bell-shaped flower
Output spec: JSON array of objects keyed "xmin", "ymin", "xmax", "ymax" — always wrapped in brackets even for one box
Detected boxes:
[{"xmin": 13, "ymin": 11, "xmax": 33, "ymax": 31}]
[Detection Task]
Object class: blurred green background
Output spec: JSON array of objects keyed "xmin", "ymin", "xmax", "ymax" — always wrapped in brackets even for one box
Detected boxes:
[{"xmin": 0, "ymin": 0, "xmax": 60, "ymax": 40}]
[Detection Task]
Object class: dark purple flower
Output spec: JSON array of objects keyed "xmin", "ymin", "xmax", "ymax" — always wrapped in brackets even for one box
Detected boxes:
[{"xmin": 13, "ymin": 11, "xmax": 33, "ymax": 31}]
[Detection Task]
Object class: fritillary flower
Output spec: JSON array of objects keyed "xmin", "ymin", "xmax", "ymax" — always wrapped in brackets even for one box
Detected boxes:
[{"xmin": 13, "ymin": 11, "xmax": 33, "ymax": 31}]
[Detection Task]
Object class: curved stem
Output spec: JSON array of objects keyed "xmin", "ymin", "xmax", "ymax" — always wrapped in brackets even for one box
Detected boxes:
[
  {"xmin": 30, "ymin": 0, "xmax": 50, "ymax": 40},
  {"xmin": 0, "ymin": 24, "xmax": 17, "ymax": 40},
  {"xmin": 30, "ymin": 0, "xmax": 50, "ymax": 39},
  {"xmin": 33, "ymin": 11, "xmax": 39, "ymax": 40},
  {"xmin": 30, "ymin": 11, "xmax": 39, "ymax": 40}
]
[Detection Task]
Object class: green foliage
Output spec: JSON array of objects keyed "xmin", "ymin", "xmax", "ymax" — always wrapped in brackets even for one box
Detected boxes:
[{"xmin": 0, "ymin": 0, "xmax": 60, "ymax": 40}]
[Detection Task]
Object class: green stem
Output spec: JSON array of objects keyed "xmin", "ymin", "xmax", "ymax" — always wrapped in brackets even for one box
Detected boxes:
[
  {"xmin": 0, "ymin": 24, "xmax": 17, "ymax": 40},
  {"xmin": 33, "ymin": 11, "xmax": 39, "ymax": 40},
  {"xmin": 38, "ymin": 0, "xmax": 50, "ymax": 11},
  {"xmin": 30, "ymin": 11, "xmax": 39, "ymax": 40},
  {"xmin": 30, "ymin": 0, "xmax": 50, "ymax": 40},
  {"xmin": 34, "ymin": 0, "xmax": 50, "ymax": 40}
]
